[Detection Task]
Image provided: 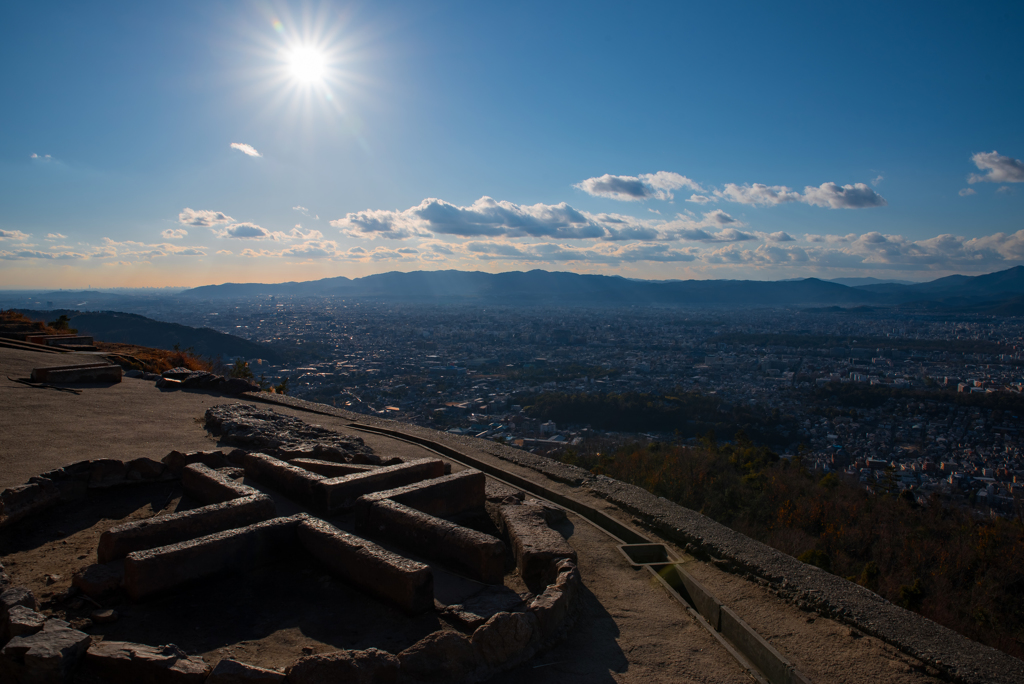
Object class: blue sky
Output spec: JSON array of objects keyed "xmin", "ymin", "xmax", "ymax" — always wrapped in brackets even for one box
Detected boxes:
[{"xmin": 2, "ymin": 1, "xmax": 1023, "ymax": 288}]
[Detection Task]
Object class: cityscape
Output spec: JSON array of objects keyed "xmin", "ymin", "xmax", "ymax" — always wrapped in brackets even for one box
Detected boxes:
[{"xmin": 109, "ymin": 293, "xmax": 1024, "ymax": 521}]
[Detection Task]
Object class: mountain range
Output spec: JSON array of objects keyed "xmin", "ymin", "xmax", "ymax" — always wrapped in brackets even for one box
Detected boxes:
[
  {"xmin": 7, "ymin": 265, "xmax": 1024, "ymax": 312},
  {"xmin": 176, "ymin": 265, "xmax": 1024, "ymax": 311}
]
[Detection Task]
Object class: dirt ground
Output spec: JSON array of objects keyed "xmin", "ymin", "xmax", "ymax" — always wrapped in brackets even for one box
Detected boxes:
[
  {"xmin": 1, "ymin": 477, "xmax": 751, "ymax": 682},
  {"xmin": 0, "ymin": 346, "xmax": 949, "ymax": 682}
]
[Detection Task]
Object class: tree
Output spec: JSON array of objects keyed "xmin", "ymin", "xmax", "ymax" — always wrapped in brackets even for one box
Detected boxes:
[{"xmin": 229, "ymin": 359, "xmax": 254, "ymax": 379}]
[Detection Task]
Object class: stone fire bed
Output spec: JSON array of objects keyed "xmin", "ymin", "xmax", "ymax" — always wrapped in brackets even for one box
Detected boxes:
[{"xmin": 0, "ymin": 442, "xmax": 582, "ymax": 683}]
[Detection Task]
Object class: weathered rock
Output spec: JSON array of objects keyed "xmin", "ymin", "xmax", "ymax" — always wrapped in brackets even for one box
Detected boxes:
[
  {"xmin": 296, "ymin": 518, "xmax": 433, "ymax": 614},
  {"xmin": 156, "ymin": 377, "xmax": 183, "ymax": 390},
  {"xmin": 220, "ymin": 378, "xmax": 260, "ymax": 395},
  {"xmin": 143, "ymin": 372, "xmax": 163, "ymax": 381},
  {"xmin": 0, "ymin": 480, "xmax": 61, "ymax": 528},
  {"xmin": 470, "ymin": 611, "xmax": 537, "ymax": 667},
  {"xmin": 484, "ymin": 481, "xmax": 524, "ymax": 504},
  {"xmin": 82, "ymin": 641, "xmax": 208, "ymax": 683},
  {"xmin": 355, "ymin": 499, "xmax": 505, "ymax": 584},
  {"xmin": 204, "ymin": 404, "xmax": 376, "ymax": 464},
  {"xmin": 124, "ymin": 369, "xmax": 145, "ymax": 379},
  {"xmin": 0, "ymin": 618, "xmax": 91, "ymax": 684},
  {"xmin": 161, "ymin": 450, "xmax": 232, "ymax": 475},
  {"xmin": 161, "ymin": 367, "xmax": 194, "ymax": 380},
  {"xmin": 527, "ymin": 560, "xmax": 580, "ymax": 641},
  {"xmin": 1, "ymin": 587, "xmax": 37, "ymax": 617},
  {"xmin": 123, "ymin": 514, "xmax": 307, "ymax": 600},
  {"xmin": 87, "ymin": 459, "xmax": 128, "ymax": 487},
  {"xmin": 89, "ymin": 609, "xmax": 118, "ymax": 625},
  {"xmin": 126, "ymin": 458, "xmax": 166, "ymax": 480},
  {"xmin": 71, "ymin": 562, "xmax": 123, "ymax": 599},
  {"xmin": 180, "ymin": 371, "xmax": 223, "ymax": 389},
  {"xmin": 398, "ymin": 631, "xmax": 478, "ymax": 684},
  {"xmin": 5, "ymin": 605, "xmax": 47, "ymax": 641},
  {"xmin": 207, "ymin": 658, "xmax": 284, "ymax": 683},
  {"xmin": 442, "ymin": 585, "xmax": 525, "ymax": 630},
  {"xmin": 499, "ymin": 504, "xmax": 576, "ymax": 593},
  {"xmin": 2, "ymin": 586, "xmax": 38, "ymax": 639},
  {"xmin": 287, "ymin": 648, "xmax": 398, "ymax": 684}
]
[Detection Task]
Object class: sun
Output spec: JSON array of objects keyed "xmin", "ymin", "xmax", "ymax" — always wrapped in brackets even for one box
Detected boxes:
[{"xmin": 286, "ymin": 44, "xmax": 327, "ymax": 84}]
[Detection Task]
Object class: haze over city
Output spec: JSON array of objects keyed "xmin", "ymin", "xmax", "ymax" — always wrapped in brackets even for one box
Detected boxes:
[{"xmin": 2, "ymin": 2, "xmax": 1023, "ymax": 289}]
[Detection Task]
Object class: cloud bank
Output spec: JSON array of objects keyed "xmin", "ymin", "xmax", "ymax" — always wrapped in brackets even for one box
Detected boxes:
[{"xmin": 576, "ymin": 171, "xmax": 887, "ymax": 209}]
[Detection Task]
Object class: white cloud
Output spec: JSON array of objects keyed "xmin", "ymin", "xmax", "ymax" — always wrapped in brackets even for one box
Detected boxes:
[
  {"xmin": 716, "ymin": 182, "xmax": 886, "ymax": 209},
  {"xmin": 801, "ymin": 182, "xmax": 888, "ymax": 209},
  {"xmin": 29, "ymin": 153, "xmax": 51, "ymax": 160},
  {"xmin": 162, "ymin": 228, "xmax": 188, "ymax": 239},
  {"xmin": 996, "ymin": 186, "xmax": 1015, "ymax": 195},
  {"xmin": 179, "ymin": 208, "xmax": 234, "ymax": 227},
  {"xmin": 45, "ymin": 233, "xmax": 67, "ymax": 240},
  {"xmin": 715, "ymin": 183, "xmax": 803, "ymax": 206},
  {"xmin": 216, "ymin": 223, "xmax": 272, "ymax": 239},
  {"xmin": 293, "ymin": 206, "xmax": 319, "ymax": 220},
  {"xmin": 872, "ymin": 175, "xmax": 884, "ymax": 186},
  {"xmin": 968, "ymin": 151, "xmax": 1024, "ymax": 184},
  {"xmin": 575, "ymin": 172, "xmax": 703, "ymax": 201},
  {"xmin": 959, "ymin": 188, "xmax": 976, "ymax": 197},
  {"xmin": 0, "ymin": 230, "xmax": 30, "ymax": 241},
  {"xmin": 685, "ymin": 194, "xmax": 716, "ymax": 204},
  {"xmin": 230, "ymin": 143, "xmax": 262, "ymax": 157},
  {"xmin": 0, "ymin": 249, "xmax": 85, "ymax": 260}
]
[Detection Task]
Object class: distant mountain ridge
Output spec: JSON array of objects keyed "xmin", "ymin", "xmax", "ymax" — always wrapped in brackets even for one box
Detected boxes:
[
  {"xmin": 178, "ymin": 265, "xmax": 1024, "ymax": 309},
  {"xmin": 15, "ymin": 309, "xmax": 282, "ymax": 362}
]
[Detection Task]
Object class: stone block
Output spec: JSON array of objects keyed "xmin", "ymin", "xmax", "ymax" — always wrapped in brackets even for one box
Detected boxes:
[
  {"xmin": 5, "ymin": 605, "xmax": 47, "ymax": 641},
  {"xmin": 441, "ymin": 585, "xmax": 525, "ymax": 630},
  {"xmin": 399, "ymin": 631, "xmax": 478, "ymax": 684},
  {"xmin": 30, "ymin": 363, "xmax": 120, "ymax": 383},
  {"xmin": 470, "ymin": 610, "xmax": 537, "ymax": 667},
  {"xmin": 181, "ymin": 463, "xmax": 255, "ymax": 504},
  {"xmin": 287, "ymin": 648, "xmax": 398, "ymax": 684},
  {"xmin": 235, "ymin": 453, "xmax": 324, "ymax": 508},
  {"xmin": 356, "ymin": 500, "xmax": 505, "ymax": 584},
  {"xmin": 98, "ymin": 494, "xmax": 276, "ymax": 563},
  {"xmin": 161, "ymin": 450, "xmax": 232, "ymax": 476},
  {"xmin": 296, "ymin": 518, "xmax": 433, "ymax": 614},
  {"xmin": 87, "ymin": 459, "xmax": 129, "ymax": 487},
  {"xmin": 207, "ymin": 658, "xmax": 284, "ymax": 683},
  {"xmin": 528, "ymin": 561, "xmax": 579, "ymax": 641},
  {"xmin": 220, "ymin": 378, "xmax": 260, "ymax": 395},
  {"xmin": 318, "ymin": 459, "xmax": 445, "ymax": 513},
  {"xmin": 123, "ymin": 514, "xmax": 308, "ymax": 601},
  {"xmin": 126, "ymin": 458, "xmax": 167, "ymax": 480},
  {"xmin": 289, "ymin": 458, "xmax": 376, "ymax": 478},
  {"xmin": 81, "ymin": 641, "xmax": 209, "ymax": 683},
  {"xmin": 0, "ymin": 618, "xmax": 91, "ymax": 684},
  {"xmin": 72, "ymin": 562, "xmax": 123, "ymax": 599},
  {"xmin": 484, "ymin": 481, "xmax": 524, "ymax": 503},
  {"xmin": 0, "ymin": 481, "xmax": 61, "ymax": 528},
  {"xmin": 1, "ymin": 587, "xmax": 38, "ymax": 621},
  {"xmin": 356, "ymin": 469, "xmax": 485, "ymax": 519},
  {"xmin": 499, "ymin": 504, "xmax": 577, "ymax": 593}
]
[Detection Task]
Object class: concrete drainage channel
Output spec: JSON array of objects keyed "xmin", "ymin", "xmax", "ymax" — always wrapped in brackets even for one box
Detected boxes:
[{"xmin": 348, "ymin": 422, "xmax": 813, "ymax": 684}]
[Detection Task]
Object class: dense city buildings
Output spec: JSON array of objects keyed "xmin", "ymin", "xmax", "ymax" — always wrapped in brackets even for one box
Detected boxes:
[{"xmin": 145, "ymin": 296, "xmax": 1024, "ymax": 520}]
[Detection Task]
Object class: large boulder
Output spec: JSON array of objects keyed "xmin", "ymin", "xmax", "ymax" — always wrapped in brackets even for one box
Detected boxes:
[
  {"xmin": 287, "ymin": 648, "xmax": 398, "ymax": 684},
  {"xmin": 0, "ymin": 618, "xmax": 91, "ymax": 683}
]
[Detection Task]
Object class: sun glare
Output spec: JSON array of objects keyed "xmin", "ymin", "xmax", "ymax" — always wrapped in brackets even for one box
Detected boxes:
[{"xmin": 287, "ymin": 44, "xmax": 327, "ymax": 84}]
